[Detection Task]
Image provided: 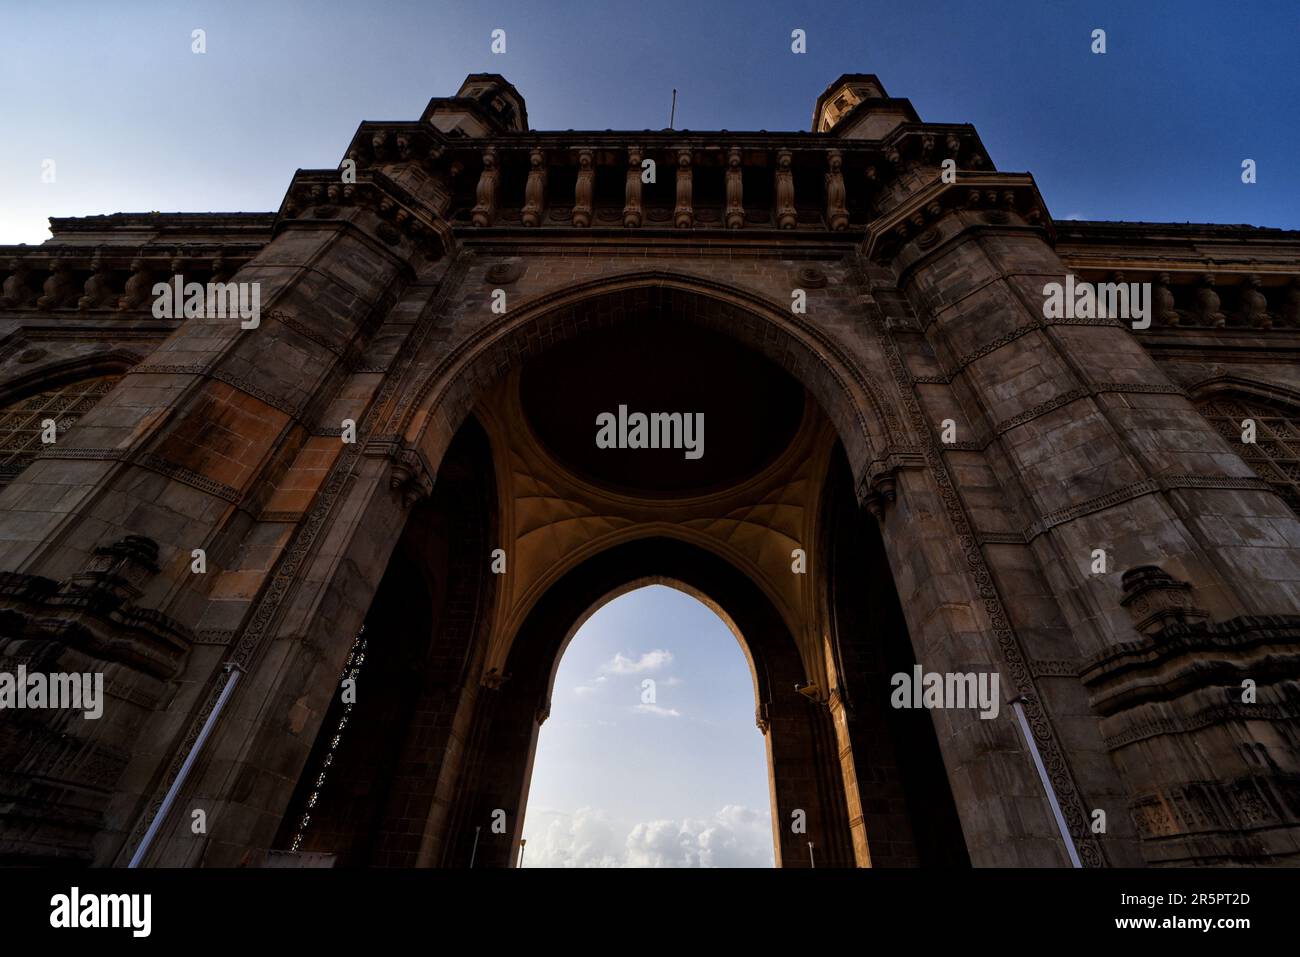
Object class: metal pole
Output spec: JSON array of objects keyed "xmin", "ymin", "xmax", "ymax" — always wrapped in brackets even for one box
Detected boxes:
[
  {"xmin": 669, "ymin": 89, "xmax": 677, "ymax": 130},
  {"xmin": 1011, "ymin": 697, "xmax": 1083, "ymax": 868},
  {"xmin": 808, "ymin": 841, "xmax": 816, "ymax": 868},
  {"xmin": 129, "ymin": 664, "xmax": 241, "ymax": 868},
  {"xmin": 517, "ymin": 839, "xmax": 527, "ymax": 868},
  {"xmin": 469, "ymin": 826, "xmax": 481, "ymax": 868}
]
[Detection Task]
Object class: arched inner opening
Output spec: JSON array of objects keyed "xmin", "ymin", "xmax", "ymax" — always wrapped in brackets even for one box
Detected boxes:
[
  {"xmin": 273, "ymin": 280, "xmax": 968, "ymax": 867},
  {"xmin": 521, "ymin": 583, "xmax": 776, "ymax": 868}
]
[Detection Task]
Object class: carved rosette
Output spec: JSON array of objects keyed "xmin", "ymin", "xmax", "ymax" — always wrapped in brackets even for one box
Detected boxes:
[
  {"xmin": 572, "ymin": 149, "xmax": 595, "ymax": 228},
  {"xmin": 674, "ymin": 149, "xmax": 693, "ymax": 229},
  {"xmin": 521, "ymin": 149, "xmax": 547, "ymax": 227}
]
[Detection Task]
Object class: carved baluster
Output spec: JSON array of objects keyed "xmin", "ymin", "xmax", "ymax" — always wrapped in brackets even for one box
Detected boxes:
[
  {"xmin": 572, "ymin": 148, "xmax": 594, "ymax": 228},
  {"xmin": 471, "ymin": 147, "xmax": 499, "ymax": 227},
  {"xmin": 1154, "ymin": 272, "xmax": 1179, "ymax": 327},
  {"xmin": 1283, "ymin": 277, "xmax": 1300, "ymax": 328},
  {"xmin": 1240, "ymin": 274, "xmax": 1271, "ymax": 329},
  {"xmin": 1194, "ymin": 273, "xmax": 1226, "ymax": 327},
  {"xmin": 521, "ymin": 149, "xmax": 547, "ymax": 227},
  {"xmin": 724, "ymin": 147, "xmax": 744, "ymax": 229},
  {"xmin": 0, "ymin": 257, "xmax": 34, "ymax": 309},
  {"xmin": 825, "ymin": 148, "xmax": 848, "ymax": 231},
  {"xmin": 775, "ymin": 149, "xmax": 797, "ymax": 229},
  {"xmin": 37, "ymin": 256, "xmax": 76, "ymax": 310},
  {"xmin": 117, "ymin": 256, "xmax": 153, "ymax": 312},
  {"xmin": 624, "ymin": 147, "xmax": 644, "ymax": 227},
  {"xmin": 674, "ymin": 148, "xmax": 693, "ymax": 228},
  {"xmin": 78, "ymin": 248, "xmax": 117, "ymax": 311}
]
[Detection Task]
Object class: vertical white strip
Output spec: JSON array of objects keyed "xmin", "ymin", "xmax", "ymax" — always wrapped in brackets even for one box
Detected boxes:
[
  {"xmin": 129, "ymin": 667, "xmax": 241, "ymax": 868},
  {"xmin": 1012, "ymin": 699, "xmax": 1083, "ymax": 868}
]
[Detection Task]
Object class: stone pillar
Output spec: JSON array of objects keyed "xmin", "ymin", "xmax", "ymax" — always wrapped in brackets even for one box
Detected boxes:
[
  {"xmin": 868, "ymin": 168, "xmax": 1300, "ymax": 864},
  {"xmin": 725, "ymin": 147, "xmax": 744, "ymax": 229},
  {"xmin": 0, "ymin": 167, "xmax": 451, "ymax": 864},
  {"xmin": 623, "ymin": 147, "xmax": 643, "ymax": 228},
  {"xmin": 521, "ymin": 149, "xmax": 546, "ymax": 227},
  {"xmin": 775, "ymin": 149, "xmax": 796, "ymax": 229},
  {"xmin": 471, "ymin": 147, "xmax": 498, "ymax": 227},
  {"xmin": 825, "ymin": 149, "xmax": 848, "ymax": 231},
  {"xmin": 572, "ymin": 149, "xmax": 594, "ymax": 228},
  {"xmin": 674, "ymin": 148, "xmax": 693, "ymax": 229}
]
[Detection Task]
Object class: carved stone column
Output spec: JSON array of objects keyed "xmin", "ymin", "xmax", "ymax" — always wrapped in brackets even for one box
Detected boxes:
[
  {"xmin": 521, "ymin": 149, "xmax": 547, "ymax": 227},
  {"xmin": 572, "ymin": 149, "xmax": 594, "ymax": 228},
  {"xmin": 470, "ymin": 147, "xmax": 499, "ymax": 227},
  {"xmin": 775, "ymin": 149, "xmax": 797, "ymax": 229},
  {"xmin": 674, "ymin": 148, "xmax": 693, "ymax": 228},
  {"xmin": 725, "ymin": 147, "xmax": 744, "ymax": 229},
  {"xmin": 825, "ymin": 149, "xmax": 849, "ymax": 231},
  {"xmin": 623, "ymin": 147, "xmax": 643, "ymax": 228}
]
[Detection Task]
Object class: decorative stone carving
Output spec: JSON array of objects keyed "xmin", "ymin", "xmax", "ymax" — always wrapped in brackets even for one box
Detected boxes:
[
  {"xmin": 1239, "ymin": 274, "xmax": 1271, "ymax": 329},
  {"xmin": 0, "ymin": 257, "xmax": 34, "ymax": 308},
  {"xmin": 1119, "ymin": 565, "xmax": 1208, "ymax": 635},
  {"xmin": 724, "ymin": 147, "xmax": 744, "ymax": 229},
  {"xmin": 521, "ymin": 148, "xmax": 547, "ymax": 227},
  {"xmin": 117, "ymin": 257, "xmax": 153, "ymax": 312},
  {"xmin": 623, "ymin": 147, "xmax": 643, "ymax": 228},
  {"xmin": 572, "ymin": 149, "xmax": 594, "ymax": 228},
  {"xmin": 36, "ymin": 257, "xmax": 77, "ymax": 310},
  {"xmin": 471, "ymin": 147, "xmax": 499, "ymax": 227},
  {"xmin": 1153, "ymin": 272, "xmax": 1179, "ymax": 326},
  {"xmin": 78, "ymin": 250, "xmax": 117, "ymax": 311},
  {"xmin": 1193, "ymin": 273, "xmax": 1226, "ymax": 327},
  {"xmin": 825, "ymin": 149, "xmax": 848, "ymax": 231},
  {"xmin": 674, "ymin": 148, "xmax": 693, "ymax": 228},
  {"xmin": 775, "ymin": 149, "xmax": 796, "ymax": 229},
  {"xmin": 485, "ymin": 261, "xmax": 523, "ymax": 285},
  {"xmin": 389, "ymin": 444, "xmax": 435, "ymax": 508},
  {"xmin": 1280, "ymin": 276, "xmax": 1300, "ymax": 328}
]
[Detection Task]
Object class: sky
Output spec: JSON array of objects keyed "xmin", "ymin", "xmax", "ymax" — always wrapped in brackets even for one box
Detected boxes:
[
  {"xmin": 1, "ymin": 0, "xmax": 1297, "ymax": 246},
  {"xmin": 3, "ymin": 0, "xmax": 1297, "ymax": 867},
  {"xmin": 521, "ymin": 586, "xmax": 773, "ymax": 867}
]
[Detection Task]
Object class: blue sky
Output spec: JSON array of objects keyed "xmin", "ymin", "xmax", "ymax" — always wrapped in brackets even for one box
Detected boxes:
[
  {"xmin": 1, "ymin": 0, "xmax": 1296, "ymax": 245},
  {"xmin": 3, "ymin": 0, "xmax": 1297, "ymax": 867},
  {"xmin": 522, "ymin": 586, "xmax": 774, "ymax": 867}
]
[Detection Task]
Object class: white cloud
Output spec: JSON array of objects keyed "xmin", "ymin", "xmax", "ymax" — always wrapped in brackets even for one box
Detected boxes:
[
  {"xmin": 602, "ymin": 649, "xmax": 673, "ymax": 674},
  {"xmin": 573, "ymin": 685, "xmax": 597, "ymax": 696},
  {"xmin": 524, "ymin": 805, "xmax": 774, "ymax": 868},
  {"xmin": 632, "ymin": 703, "xmax": 681, "ymax": 718}
]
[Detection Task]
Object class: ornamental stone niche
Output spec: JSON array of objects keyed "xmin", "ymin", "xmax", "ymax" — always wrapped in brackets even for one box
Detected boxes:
[{"xmin": 0, "ymin": 70, "xmax": 1298, "ymax": 870}]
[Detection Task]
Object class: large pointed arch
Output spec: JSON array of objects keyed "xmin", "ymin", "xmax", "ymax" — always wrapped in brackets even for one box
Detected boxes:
[{"xmin": 387, "ymin": 270, "xmax": 909, "ymax": 498}]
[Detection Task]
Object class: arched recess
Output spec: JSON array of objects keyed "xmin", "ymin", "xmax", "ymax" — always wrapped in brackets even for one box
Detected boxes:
[
  {"xmin": 391, "ymin": 271, "xmax": 909, "ymax": 502},
  {"xmin": 1190, "ymin": 376, "xmax": 1300, "ymax": 517},
  {"xmin": 440, "ymin": 536, "xmax": 857, "ymax": 869},
  {"xmin": 0, "ymin": 352, "xmax": 139, "ymax": 487}
]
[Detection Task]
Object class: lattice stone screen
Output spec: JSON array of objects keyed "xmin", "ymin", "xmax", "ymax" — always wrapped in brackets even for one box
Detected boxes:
[
  {"xmin": 0, "ymin": 376, "xmax": 121, "ymax": 486},
  {"xmin": 1200, "ymin": 395, "xmax": 1300, "ymax": 517}
]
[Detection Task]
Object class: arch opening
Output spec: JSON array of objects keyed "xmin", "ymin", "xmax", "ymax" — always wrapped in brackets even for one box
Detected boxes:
[{"xmin": 521, "ymin": 584, "xmax": 776, "ymax": 868}]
